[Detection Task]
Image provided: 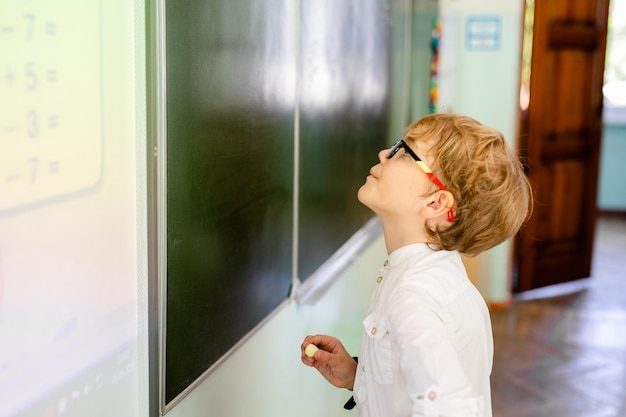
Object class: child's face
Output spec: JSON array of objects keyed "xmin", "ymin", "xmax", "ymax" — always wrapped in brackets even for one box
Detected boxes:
[{"xmin": 357, "ymin": 139, "xmax": 437, "ymax": 219}]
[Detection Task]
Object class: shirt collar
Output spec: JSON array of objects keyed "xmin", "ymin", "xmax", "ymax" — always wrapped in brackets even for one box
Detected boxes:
[{"xmin": 386, "ymin": 243, "xmax": 433, "ymax": 267}]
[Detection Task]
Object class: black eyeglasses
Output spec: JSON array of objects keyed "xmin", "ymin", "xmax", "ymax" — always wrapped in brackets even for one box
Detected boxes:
[
  {"xmin": 386, "ymin": 139, "xmax": 455, "ymax": 222},
  {"xmin": 386, "ymin": 140, "xmax": 447, "ymax": 190}
]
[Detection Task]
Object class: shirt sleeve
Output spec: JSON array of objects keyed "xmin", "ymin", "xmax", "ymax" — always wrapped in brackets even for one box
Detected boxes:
[{"xmin": 388, "ymin": 285, "xmax": 485, "ymax": 417}]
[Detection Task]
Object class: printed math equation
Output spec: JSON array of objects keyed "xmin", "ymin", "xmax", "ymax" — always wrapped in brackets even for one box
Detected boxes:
[{"xmin": 0, "ymin": 0, "xmax": 102, "ymax": 214}]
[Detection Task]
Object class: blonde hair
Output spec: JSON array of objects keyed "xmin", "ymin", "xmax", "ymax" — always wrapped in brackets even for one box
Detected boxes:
[{"xmin": 405, "ymin": 113, "xmax": 532, "ymax": 256}]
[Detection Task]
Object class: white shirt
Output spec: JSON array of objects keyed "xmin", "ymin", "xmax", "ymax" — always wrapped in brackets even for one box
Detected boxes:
[{"xmin": 353, "ymin": 243, "xmax": 493, "ymax": 417}]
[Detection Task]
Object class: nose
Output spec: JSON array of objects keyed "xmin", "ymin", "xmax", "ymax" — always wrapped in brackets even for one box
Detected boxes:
[{"xmin": 378, "ymin": 148, "xmax": 389, "ymax": 162}]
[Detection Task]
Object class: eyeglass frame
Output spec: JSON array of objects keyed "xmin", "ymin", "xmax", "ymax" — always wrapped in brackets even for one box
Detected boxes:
[{"xmin": 386, "ymin": 139, "xmax": 455, "ymax": 222}]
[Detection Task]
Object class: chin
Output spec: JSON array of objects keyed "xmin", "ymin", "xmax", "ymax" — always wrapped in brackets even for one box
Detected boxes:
[
  {"xmin": 357, "ymin": 184, "xmax": 366, "ymax": 201},
  {"xmin": 357, "ymin": 186, "xmax": 373, "ymax": 210}
]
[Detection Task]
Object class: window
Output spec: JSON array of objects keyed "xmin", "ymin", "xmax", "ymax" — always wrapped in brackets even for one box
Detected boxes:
[{"xmin": 603, "ymin": 0, "xmax": 626, "ymax": 108}]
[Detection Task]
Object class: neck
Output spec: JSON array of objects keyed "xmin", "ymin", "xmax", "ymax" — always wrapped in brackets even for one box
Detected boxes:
[{"xmin": 380, "ymin": 216, "xmax": 429, "ymax": 254}]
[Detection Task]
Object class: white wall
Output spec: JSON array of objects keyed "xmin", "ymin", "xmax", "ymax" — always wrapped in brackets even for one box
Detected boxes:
[{"xmin": 438, "ymin": 0, "xmax": 524, "ymax": 304}]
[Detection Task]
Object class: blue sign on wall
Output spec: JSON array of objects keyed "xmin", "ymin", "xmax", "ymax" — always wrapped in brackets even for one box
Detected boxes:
[{"xmin": 466, "ymin": 15, "xmax": 501, "ymax": 51}]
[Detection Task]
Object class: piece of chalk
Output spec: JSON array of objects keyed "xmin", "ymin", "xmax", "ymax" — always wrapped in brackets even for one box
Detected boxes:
[{"xmin": 305, "ymin": 343, "xmax": 319, "ymax": 358}]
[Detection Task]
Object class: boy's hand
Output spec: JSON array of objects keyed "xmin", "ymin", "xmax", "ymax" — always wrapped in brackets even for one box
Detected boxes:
[{"xmin": 301, "ymin": 334, "xmax": 357, "ymax": 390}]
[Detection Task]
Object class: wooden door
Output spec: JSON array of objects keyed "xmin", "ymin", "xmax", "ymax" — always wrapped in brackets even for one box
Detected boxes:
[{"xmin": 515, "ymin": 0, "xmax": 610, "ymax": 292}]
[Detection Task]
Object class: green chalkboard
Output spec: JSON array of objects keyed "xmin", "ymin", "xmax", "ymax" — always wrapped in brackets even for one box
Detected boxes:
[{"xmin": 163, "ymin": 0, "xmax": 390, "ymax": 406}]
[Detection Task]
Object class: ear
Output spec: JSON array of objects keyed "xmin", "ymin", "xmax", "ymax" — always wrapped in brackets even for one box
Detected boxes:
[{"xmin": 420, "ymin": 190, "xmax": 455, "ymax": 222}]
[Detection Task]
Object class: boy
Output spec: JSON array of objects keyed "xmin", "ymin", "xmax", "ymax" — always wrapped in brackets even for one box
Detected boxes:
[{"xmin": 301, "ymin": 113, "xmax": 532, "ymax": 417}]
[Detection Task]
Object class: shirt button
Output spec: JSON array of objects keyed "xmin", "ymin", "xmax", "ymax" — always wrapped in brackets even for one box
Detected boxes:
[
  {"xmin": 371, "ymin": 327, "xmax": 377, "ymax": 335},
  {"xmin": 428, "ymin": 391, "xmax": 437, "ymax": 401},
  {"xmin": 383, "ymin": 260, "xmax": 388, "ymax": 267},
  {"xmin": 376, "ymin": 276, "xmax": 383, "ymax": 283}
]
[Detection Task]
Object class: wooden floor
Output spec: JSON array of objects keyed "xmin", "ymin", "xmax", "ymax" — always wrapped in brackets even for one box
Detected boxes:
[{"xmin": 490, "ymin": 215, "xmax": 626, "ymax": 417}]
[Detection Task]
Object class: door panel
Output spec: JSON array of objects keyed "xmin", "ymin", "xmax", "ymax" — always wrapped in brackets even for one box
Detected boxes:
[{"xmin": 516, "ymin": 0, "xmax": 609, "ymax": 292}]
